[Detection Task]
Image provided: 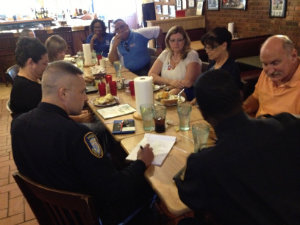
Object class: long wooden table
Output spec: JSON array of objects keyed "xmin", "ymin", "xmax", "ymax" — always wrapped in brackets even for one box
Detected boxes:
[
  {"xmin": 84, "ymin": 61, "xmax": 213, "ymax": 216},
  {"xmin": 121, "ymin": 119, "xmax": 215, "ymax": 216}
]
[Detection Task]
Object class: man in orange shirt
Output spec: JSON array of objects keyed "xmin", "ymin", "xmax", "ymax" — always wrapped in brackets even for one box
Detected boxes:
[{"xmin": 243, "ymin": 35, "xmax": 300, "ymax": 117}]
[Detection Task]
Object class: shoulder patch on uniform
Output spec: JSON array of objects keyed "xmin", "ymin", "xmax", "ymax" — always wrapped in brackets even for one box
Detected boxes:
[{"xmin": 84, "ymin": 132, "xmax": 103, "ymax": 158}]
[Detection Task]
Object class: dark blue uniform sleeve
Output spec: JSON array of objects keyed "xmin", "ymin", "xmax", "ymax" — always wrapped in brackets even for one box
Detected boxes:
[{"xmin": 70, "ymin": 127, "xmax": 147, "ymax": 204}]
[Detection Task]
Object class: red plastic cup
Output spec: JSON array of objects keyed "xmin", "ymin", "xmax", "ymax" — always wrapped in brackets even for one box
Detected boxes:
[
  {"xmin": 109, "ymin": 81, "xmax": 117, "ymax": 96},
  {"xmin": 105, "ymin": 75, "xmax": 112, "ymax": 83},
  {"xmin": 98, "ymin": 82, "xmax": 106, "ymax": 96},
  {"xmin": 97, "ymin": 54, "xmax": 102, "ymax": 65},
  {"xmin": 129, "ymin": 81, "xmax": 135, "ymax": 96}
]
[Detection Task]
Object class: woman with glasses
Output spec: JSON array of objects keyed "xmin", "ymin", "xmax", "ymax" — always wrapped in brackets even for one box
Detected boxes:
[
  {"xmin": 148, "ymin": 26, "xmax": 202, "ymax": 101},
  {"xmin": 86, "ymin": 19, "xmax": 113, "ymax": 57}
]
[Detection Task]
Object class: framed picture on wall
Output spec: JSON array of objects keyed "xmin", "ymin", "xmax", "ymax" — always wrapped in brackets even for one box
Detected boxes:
[
  {"xmin": 156, "ymin": 5, "xmax": 162, "ymax": 14},
  {"xmin": 196, "ymin": 1, "xmax": 203, "ymax": 15},
  {"xmin": 207, "ymin": 0, "xmax": 219, "ymax": 10},
  {"xmin": 177, "ymin": 0, "xmax": 182, "ymax": 10},
  {"xmin": 163, "ymin": 5, "xmax": 169, "ymax": 15},
  {"xmin": 182, "ymin": 0, "xmax": 187, "ymax": 9},
  {"xmin": 269, "ymin": 0, "xmax": 287, "ymax": 18},
  {"xmin": 188, "ymin": 0, "xmax": 195, "ymax": 8},
  {"xmin": 221, "ymin": 0, "xmax": 246, "ymax": 10},
  {"xmin": 169, "ymin": 5, "xmax": 176, "ymax": 17}
]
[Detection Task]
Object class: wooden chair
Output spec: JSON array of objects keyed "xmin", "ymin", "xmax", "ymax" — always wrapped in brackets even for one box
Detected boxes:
[
  {"xmin": 53, "ymin": 27, "xmax": 75, "ymax": 55},
  {"xmin": 13, "ymin": 172, "xmax": 101, "ymax": 225},
  {"xmin": 6, "ymin": 99, "xmax": 15, "ymax": 118},
  {"xmin": 5, "ymin": 64, "xmax": 19, "ymax": 85},
  {"xmin": 0, "ymin": 33, "xmax": 16, "ymax": 86},
  {"xmin": 34, "ymin": 30, "xmax": 48, "ymax": 44}
]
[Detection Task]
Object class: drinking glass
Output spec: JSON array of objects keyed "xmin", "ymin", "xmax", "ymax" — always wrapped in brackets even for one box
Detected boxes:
[
  {"xmin": 140, "ymin": 104, "xmax": 154, "ymax": 131},
  {"xmin": 177, "ymin": 104, "xmax": 192, "ymax": 131},
  {"xmin": 192, "ymin": 122, "xmax": 210, "ymax": 153},
  {"xmin": 153, "ymin": 105, "xmax": 167, "ymax": 133}
]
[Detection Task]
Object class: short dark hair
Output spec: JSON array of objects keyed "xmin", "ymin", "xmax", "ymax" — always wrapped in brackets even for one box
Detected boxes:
[
  {"xmin": 113, "ymin": 19, "xmax": 125, "ymax": 25},
  {"xmin": 90, "ymin": 19, "xmax": 107, "ymax": 34},
  {"xmin": 201, "ymin": 27, "xmax": 232, "ymax": 51},
  {"xmin": 194, "ymin": 69, "xmax": 242, "ymax": 120},
  {"xmin": 42, "ymin": 61, "xmax": 84, "ymax": 96},
  {"xmin": 15, "ymin": 37, "xmax": 47, "ymax": 68}
]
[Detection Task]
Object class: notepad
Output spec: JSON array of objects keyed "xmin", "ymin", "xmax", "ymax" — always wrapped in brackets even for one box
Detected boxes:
[
  {"xmin": 97, "ymin": 104, "xmax": 136, "ymax": 119},
  {"xmin": 126, "ymin": 133, "xmax": 176, "ymax": 166}
]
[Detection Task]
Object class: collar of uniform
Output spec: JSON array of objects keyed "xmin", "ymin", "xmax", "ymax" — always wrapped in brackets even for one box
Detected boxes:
[
  {"xmin": 122, "ymin": 29, "xmax": 132, "ymax": 45},
  {"xmin": 214, "ymin": 112, "xmax": 250, "ymax": 141},
  {"xmin": 37, "ymin": 102, "xmax": 70, "ymax": 119}
]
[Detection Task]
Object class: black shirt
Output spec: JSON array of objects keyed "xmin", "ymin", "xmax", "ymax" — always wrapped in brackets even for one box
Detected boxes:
[
  {"xmin": 175, "ymin": 112, "xmax": 300, "ymax": 225},
  {"xmin": 11, "ymin": 102, "xmax": 152, "ymax": 224},
  {"xmin": 10, "ymin": 75, "xmax": 42, "ymax": 116}
]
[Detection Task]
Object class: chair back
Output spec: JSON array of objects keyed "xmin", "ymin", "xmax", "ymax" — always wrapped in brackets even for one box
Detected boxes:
[
  {"xmin": 53, "ymin": 27, "xmax": 75, "ymax": 55},
  {"xmin": 13, "ymin": 172, "xmax": 101, "ymax": 225},
  {"xmin": 6, "ymin": 99, "xmax": 15, "ymax": 118},
  {"xmin": 5, "ymin": 64, "xmax": 19, "ymax": 85},
  {"xmin": 34, "ymin": 30, "xmax": 48, "ymax": 44},
  {"xmin": 0, "ymin": 33, "xmax": 16, "ymax": 85}
]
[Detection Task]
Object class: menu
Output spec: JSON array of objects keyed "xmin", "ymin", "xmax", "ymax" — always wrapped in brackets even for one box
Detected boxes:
[{"xmin": 97, "ymin": 104, "xmax": 136, "ymax": 119}]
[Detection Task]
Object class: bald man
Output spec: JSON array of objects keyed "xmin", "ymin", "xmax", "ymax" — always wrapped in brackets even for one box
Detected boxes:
[
  {"xmin": 11, "ymin": 61, "xmax": 154, "ymax": 225},
  {"xmin": 243, "ymin": 35, "xmax": 300, "ymax": 117}
]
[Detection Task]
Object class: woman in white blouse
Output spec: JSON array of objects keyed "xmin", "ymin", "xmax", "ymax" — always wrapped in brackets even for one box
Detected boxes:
[{"xmin": 148, "ymin": 26, "xmax": 202, "ymax": 101}]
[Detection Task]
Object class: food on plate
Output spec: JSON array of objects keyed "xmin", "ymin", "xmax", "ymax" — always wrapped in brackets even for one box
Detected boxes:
[
  {"xmin": 93, "ymin": 93, "xmax": 115, "ymax": 105},
  {"xmin": 155, "ymin": 92, "xmax": 179, "ymax": 106},
  {"xmin": 91, "ymin": 65, "xmax": 106, "ymax": 75}
]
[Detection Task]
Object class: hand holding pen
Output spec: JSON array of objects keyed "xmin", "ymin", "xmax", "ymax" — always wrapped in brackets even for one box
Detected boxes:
[{"xmin": 137, "ymin": 144, "xmax": 154, "ymax": 167}]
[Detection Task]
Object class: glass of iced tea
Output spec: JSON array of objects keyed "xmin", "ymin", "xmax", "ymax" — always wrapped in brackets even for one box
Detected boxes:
[{"xmin": 153, "ymin": 105, "xmax": 167, "ymax": 133}]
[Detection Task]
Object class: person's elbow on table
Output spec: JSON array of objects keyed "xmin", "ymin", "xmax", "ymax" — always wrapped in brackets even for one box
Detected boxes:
[{"xmin": 137, "ymin": 144, "xmax": 154, "ymax": 168}]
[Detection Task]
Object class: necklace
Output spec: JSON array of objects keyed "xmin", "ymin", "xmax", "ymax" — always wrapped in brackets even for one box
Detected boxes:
[{"xmin": 172, "ymin": 56, "xmax": 180, "ymax": 63}]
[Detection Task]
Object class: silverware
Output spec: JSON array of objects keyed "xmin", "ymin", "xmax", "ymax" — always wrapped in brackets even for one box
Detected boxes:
[{"xmin": 177, "ymin": 88, "xmax": 185, "ymax": 103}]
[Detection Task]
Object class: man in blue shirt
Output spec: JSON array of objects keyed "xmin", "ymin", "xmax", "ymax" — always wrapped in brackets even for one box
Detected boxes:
[{"xmin": 108, "ymin": 19, "xmax": 163, "ymax": 76}]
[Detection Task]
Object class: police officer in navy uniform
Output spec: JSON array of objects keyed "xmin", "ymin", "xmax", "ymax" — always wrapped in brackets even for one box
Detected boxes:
[{"xmin": 11, "ymin": 61, "xmax": 154, "ymax": 225}]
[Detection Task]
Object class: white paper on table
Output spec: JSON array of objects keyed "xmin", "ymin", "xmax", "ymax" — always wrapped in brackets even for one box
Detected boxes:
[{"xmin": 126, "ymin": 133, "xmax": 176, "ymax": 166}]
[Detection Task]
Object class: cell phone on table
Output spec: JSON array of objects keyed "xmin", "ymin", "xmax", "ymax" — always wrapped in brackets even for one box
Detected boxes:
[{"xmin": 173, "ymin": 166, "xmax": 186, "ymax": 181}]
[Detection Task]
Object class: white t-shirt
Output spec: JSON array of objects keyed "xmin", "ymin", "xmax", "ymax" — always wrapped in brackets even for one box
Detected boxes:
[{"xmin": 158, "ymin": 49, "xmax": 202, "ymax": 80}]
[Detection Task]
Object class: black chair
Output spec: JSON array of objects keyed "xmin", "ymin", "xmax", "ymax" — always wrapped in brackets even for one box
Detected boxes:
[
  {"xmin": 53, "ymin": 27, "xmax": 75, "ymax": 55},
  {"xmin": 5, "ymin": 64, "xmax": 19, "ymax": 85},
  {"xmin": 0, "ymin": 33, "xmax": 16, "ymax": 86},
  {"xmin": 13, "ymin": 172, "xmax": 101, "ymax": 225}
]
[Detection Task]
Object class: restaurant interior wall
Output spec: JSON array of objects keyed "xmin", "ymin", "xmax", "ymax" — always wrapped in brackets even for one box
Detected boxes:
[{"xmin": 204, "ymin": 0, "xmax": 300, "ymax": 52}]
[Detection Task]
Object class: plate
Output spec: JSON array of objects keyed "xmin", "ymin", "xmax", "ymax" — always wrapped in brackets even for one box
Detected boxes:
[
  {"xmin": 155, "ymin": 95, "xmax": 185, "ymax": 106},
  {"xmin": 153, "ymin": 85, "xmax": 161, "ymax": 92},
  {"xmin": 91, "ymin": 96, "xmax": 119, "ymax": 107}
]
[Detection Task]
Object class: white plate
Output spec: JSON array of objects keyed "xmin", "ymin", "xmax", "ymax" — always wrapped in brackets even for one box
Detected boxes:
[
  {"xmin": 91, "ymin": 96, "xmax": 119, "ymax": 107},
  {"xmin": 155, "ymin": 95, "xmax": 185, "ymax": 106},
  {"xmin": 153, "ymin": 85, "xmax": 161, "ymax": 92}
]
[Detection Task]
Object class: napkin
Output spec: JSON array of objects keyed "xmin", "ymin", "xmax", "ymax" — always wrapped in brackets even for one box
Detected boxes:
[{"xmin": 134, "ymin": 76, "xmax": 153, "ymax": 116}]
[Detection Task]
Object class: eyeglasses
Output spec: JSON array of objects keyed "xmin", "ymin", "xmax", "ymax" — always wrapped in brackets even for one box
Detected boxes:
[
  {"xmin": 124, "ymin": 42, "xmax": 129, "ymax": 52},
  {"xmin": 93, "ymin": 26, "xmax": 102, "ymax": 30},
  {"xmin": 204, "ymin": 45, "xmax": 219, "ymax": 51},
  {"xmin": 169, "ymin": 38, "xmax": 185, "ymax": 43},
  {"xmin": 115, "ymin": 24, "xmax": 126, "ymax": 33}
]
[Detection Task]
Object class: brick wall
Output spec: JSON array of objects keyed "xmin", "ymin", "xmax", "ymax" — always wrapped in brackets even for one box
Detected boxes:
[{"xmin": 204, "ymin": 0, "xmax": 300, "ymax": 52}]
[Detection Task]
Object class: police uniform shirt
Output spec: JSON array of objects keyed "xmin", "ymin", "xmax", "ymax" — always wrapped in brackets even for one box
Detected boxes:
[{"xmin": 11, "ymin": 102, "xmax": 151, "ymax": 223}]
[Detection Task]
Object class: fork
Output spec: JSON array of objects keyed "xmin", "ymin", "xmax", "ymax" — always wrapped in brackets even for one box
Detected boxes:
[{"xmin": 177, "ymin": 88, "xmax": 185, "ymax": 103}]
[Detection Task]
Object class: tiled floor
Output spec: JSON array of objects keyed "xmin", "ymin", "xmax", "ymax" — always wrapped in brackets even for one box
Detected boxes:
[{"xmin": 0, "ymin": 83, "xmax": 192, "ymax": 224}]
